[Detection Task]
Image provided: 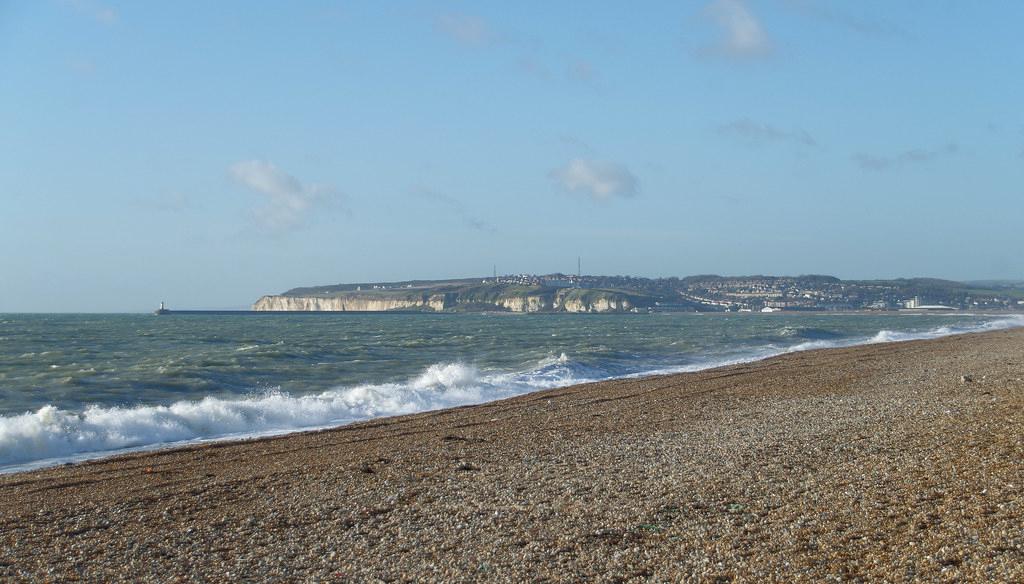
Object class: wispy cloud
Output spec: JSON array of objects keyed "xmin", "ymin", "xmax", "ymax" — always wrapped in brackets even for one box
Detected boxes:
[
  {"xmin": 517, "ymin": 56, "xmax": 553, "ymax": 80},
  {"xmin": 434, "ymin": 13, "xmax": 494, "ymax": 47},
  {"xmin": 566, "ymin": 60, "xmax": 597, "ymax": 84},
  {"xmin": 63, "ymin": 0, "xmax": 117, "ymax": 25},
  {"xmin": 717, "ymin": 118, "xmax": 818, "ymax": 147},
  {"xmin": 433, "ymin": 14, "xmax": 603, "ymax": 89},
  {"xmin": 559, "ymin": 135, "xmax": 597, "ymax": 157},
  {"xmin": 229, "ymin": 160, "xmax": 337, "ymax": 232},
  {"xmin": 782, "ymin": 0, "xmax": 905, "ymax": 39},
  {"xmin": 414, "ymin": 188, "xmax": 496, "ymax": 233},
  {"xmin": 853, "ymin": 144, "xmax": 959, "ymax": 171},
  {"xmin": 68, "ymin": 57, "xmax": 97, "ymax": 76},
  {"xmin": 131, "ymin": 192, "xmax": 195, "ymax": 214},
  {"xmin": 549, "ymin": 159, "xmax": 639, "ymax": 201},
  {"xmin": 519, "ymin": 56, "xmax": 604, "ymax": 90},
  {"xmin": 701, "ymin": 0, "xmax": 772, "ymax": 59}
]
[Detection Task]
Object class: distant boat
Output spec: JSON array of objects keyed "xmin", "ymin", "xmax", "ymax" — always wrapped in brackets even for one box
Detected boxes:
[{"xmin": 154, "ymin": 302, "xmax": 169, "ymax": 315}]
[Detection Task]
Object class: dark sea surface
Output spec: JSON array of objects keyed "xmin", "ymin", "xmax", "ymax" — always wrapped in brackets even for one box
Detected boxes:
[{"xmin": 1, "ymin": 312, "xmax": 1021, "ymax": 472}]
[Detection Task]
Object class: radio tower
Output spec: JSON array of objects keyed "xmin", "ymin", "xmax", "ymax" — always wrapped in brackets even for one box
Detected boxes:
[{"xmin": 577, "ymin": 256, "xmax": 581, "ymax": 278}]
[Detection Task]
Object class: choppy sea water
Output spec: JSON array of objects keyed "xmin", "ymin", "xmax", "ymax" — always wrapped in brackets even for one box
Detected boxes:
[{"xmin": 1, "ymin": 312, "xmax": 1021, "ymax": 473}]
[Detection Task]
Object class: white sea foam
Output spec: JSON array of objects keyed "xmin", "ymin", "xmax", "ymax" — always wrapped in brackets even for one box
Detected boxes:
[
  {"xmin": 867, "ymin": 315, "xmax": 1024, "ymax": 343},
  {"xmin": 0, "ymin": 361, "xmax": 553, "ymax": 472},
  {"xmin": 2, "ymin": 315, "xmax": 1022, "ymax": 473}
]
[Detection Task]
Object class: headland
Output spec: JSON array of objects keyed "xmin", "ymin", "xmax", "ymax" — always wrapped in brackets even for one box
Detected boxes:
[{"xmin": 249, "ymin": 274, "xmax": 1024, "ymax": 314}]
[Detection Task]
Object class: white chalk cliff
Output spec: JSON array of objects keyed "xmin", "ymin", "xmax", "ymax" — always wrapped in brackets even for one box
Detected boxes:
[
  {"xmin": 253, "ymin": 289, "xmax": 638, "ymax": 313},
  {"xmin": 253, "ymin": 294, "xmax": 449, "ymax": 312}
]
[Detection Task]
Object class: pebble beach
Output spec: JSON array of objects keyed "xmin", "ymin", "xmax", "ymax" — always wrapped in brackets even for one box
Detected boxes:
[{"xmin": 2, "ymin": 328, "xmax": 1022, "ymax": 582}]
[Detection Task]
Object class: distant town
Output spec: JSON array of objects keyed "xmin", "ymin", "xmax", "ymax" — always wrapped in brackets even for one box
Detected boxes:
[
  {"xmin": 494, "ymin": 274, "xmax": 1024, "ymax": 312},
  {"xmin": 256, "ymin": 274, "xmax": 1024, "ymax": 314}
]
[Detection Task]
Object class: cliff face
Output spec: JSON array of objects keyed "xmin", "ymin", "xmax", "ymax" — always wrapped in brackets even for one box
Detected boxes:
[
  {"xmin": 495, "ymin": 295, "xmax": 552, "ymax": 313},
  {"xmin": 253, "ymin": 294, "xmax": 449, "ymax": 312},
  {"xmin": 253, "ymin": 289, "xmax": 644, "ymax": 313},
  {"xmin": 556, "ymin": 293, "xmax": 633, "ymax": 313}
]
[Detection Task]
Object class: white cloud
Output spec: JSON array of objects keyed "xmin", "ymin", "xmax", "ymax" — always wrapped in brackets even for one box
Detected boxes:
[
  {"xmin": 229, "ymin": 160, "xmax": 334, "ymax": 232},
  {"xmin": 435, "ymin": 13, "xmax": 493, "ymax": 46},
  {"xmin": 549, "ymin": 159, "xmax": 639, "ymax": 201},
  {"xmin": 703, "ymin": 0, "xmax": 772, "ymax": 58}
]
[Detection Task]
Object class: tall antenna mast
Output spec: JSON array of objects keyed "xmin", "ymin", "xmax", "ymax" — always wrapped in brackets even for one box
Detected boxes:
[
  {"xmin": 577, "ymin": 256, "xmax": 581, "ymax": 278},
  {"xmin": 493, "ymin": 264, "xmax": 497, "ymax": 280}
]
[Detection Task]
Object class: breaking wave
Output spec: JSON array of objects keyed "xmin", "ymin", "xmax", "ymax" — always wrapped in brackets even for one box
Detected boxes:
[
  {"xmin": 777, "ymin": 326, "xmax": 844, "ymax": 340},
  {"xmin": 0, "ymin": 360, "xmax": 594, "ymax": 472},
  {"xmin": 2, "ymin": 315, "xmax": 1022, "ymax": 473}
]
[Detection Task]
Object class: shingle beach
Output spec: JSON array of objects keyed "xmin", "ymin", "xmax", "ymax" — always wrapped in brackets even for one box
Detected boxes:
[{"xmin": 2, "ymin": 328, "xmax": 1022, "ymax": 582}]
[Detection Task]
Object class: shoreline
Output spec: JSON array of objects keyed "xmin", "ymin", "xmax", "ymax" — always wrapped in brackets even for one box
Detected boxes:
[
  {"xmin": 4, "ymin": 315, "xmax": 1022, "ymax": 474},
  {"xmin": 3, "ymin": 329, "xmax": 1023, "ymax": 580}
]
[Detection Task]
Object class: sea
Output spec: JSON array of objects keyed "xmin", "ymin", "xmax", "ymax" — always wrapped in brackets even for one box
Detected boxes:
[{"xmin": 1, "ymin": 311, "xmax": 1021, "ymax": 473}]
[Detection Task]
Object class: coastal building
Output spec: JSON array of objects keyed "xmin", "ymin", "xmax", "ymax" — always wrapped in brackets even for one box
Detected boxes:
[
  {"xmin": 901, "ymin": 296, "xmax": 956, "ymax": 311},
  {"xmin": 542, "ymin": 278, "xmax": 574, "ymax": 288}
]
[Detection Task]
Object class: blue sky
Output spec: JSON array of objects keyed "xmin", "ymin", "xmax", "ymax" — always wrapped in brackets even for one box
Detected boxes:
[{"xmin": 1, "ymin": 1, "xmax": 1022, "ymax": 311}]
